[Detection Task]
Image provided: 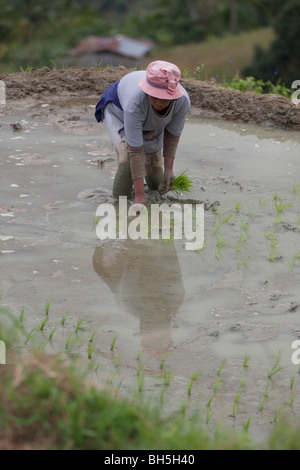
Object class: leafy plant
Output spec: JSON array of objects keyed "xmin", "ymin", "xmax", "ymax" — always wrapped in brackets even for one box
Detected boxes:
[{"xmin": 170, "ymin": 170, "xmax": 193, "ymax": 195}]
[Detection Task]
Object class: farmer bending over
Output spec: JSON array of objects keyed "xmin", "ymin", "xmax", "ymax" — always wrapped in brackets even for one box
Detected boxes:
[{"xmin": 95, "ymin": 60, "xmax": 191, "ymax": 204}]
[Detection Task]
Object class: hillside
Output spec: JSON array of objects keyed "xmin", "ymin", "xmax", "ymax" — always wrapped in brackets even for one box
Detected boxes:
[{"xmin": 148, "ymin": 28, "xmax": 275, "ymax": 81}]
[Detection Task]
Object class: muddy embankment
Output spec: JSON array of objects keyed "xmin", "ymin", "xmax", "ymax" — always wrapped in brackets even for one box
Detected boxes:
[{"xmin": 1, "ymin": 66, "xmax": 300, "ymax": 129}]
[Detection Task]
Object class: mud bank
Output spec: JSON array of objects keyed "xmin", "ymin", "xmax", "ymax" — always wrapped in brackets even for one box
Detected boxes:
[{"xmin": 1, "ymin": 66, "xmax": 300, "ymax": 129}]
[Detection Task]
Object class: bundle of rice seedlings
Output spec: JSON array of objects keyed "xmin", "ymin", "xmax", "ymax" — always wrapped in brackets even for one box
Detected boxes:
[{"xmin": 170, "ymin": 170, "xmax": 193, "ymax": 195}]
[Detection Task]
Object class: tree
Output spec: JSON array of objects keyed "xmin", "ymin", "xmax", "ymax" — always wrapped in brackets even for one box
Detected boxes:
[{"xmin": 243, "ymin": 1, "xmax": 300, "ymax": 86}]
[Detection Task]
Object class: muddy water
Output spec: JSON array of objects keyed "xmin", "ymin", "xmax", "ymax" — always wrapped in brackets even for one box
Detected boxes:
[{"xmin": 1, "ymin": 105, "xmax": 300, "ymax": 444}]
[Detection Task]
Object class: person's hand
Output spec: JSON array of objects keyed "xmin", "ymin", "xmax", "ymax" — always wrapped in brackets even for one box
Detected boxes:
[
  {"xmin": 133, "ymin": 177, "xmax": 146, "ymax": 210},
  {"xmin": 165, "ymin": 169, "xmax": 174, "ymax": 192},
  {"xmin": 159, "ymin": 170, "xmax": 174, "ymax": 195},
  {"xmin": 134, "ymin": 194, "xmax": 146, "ymax": 205}
]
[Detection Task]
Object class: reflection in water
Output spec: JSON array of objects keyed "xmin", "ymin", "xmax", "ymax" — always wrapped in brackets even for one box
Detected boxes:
[{"xmin": 92, "ymin": 239, "xmax": 185, "ymax": 358}]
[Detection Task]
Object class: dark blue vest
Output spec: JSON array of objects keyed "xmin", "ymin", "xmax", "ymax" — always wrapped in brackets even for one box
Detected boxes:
[{"xmin": 95, "ymin": 80, "xmax": 123, "ymax": 123}]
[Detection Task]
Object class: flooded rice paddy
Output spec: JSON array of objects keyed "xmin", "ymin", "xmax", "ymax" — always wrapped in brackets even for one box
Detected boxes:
[{"xmin": 1, "ymin": 102, "xmax": 300, "ymax": 445}]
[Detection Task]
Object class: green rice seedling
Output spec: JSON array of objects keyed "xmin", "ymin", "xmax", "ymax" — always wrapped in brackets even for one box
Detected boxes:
[
  {"xmin": 239, "ymin": 379, "xmax": 246, "ymax": 390},
  {"xmin": 44, "ymin": 300, "xmax": 50, "ymax": 316},
  {"xmin": 232, "ymin": 380, "xmax": 246, "ymax": 418},
  {"xmin": 268, "ymin": 348, "xmax": 285, "ymax": 378},
  {"xmin": 234, "ymin": 200, "xmax": 243, "ymax": 212},
  {"xmin": 89, "ymin": 330, "xmax": 97, "ymax": 342},
  {"xmin": 61, "ymin": 313, "xmax": 68, "ymax": 325},
  {"xmin": 106, "ymin": 371, "xmax": 117, "ymax": 385},
  {"xmin": 160, "ymin": 353, "xmax": 169, "ymax": 369},
  {"xmin": 243, "ymin": 354, "xmax": 250, "ymax": 368},
  {"xmin": 88, "ymin": 342, "xmax": 96, "ymax": 360},
  {"xmin": 216, "ymin": 236, "xmax": 227, "ymax": 259},
  {"xmin": 243, "ymin": 417, "xmax": 252, "ymax": 433},
  {"xmin": 39, "ymin": 317, "xmax": 48, "ymax": 331},
  {"xmin": 264, "ymin": 228, "xmax": 274, "ymax": 239},
  {"xmin": 24, "ymin": 328, "xmax": 36, "ymax": 345},
  {"xmin": 264, "ymin": 381, "xmax": 270, "ymax": 399},
  {"xmin": 114, "ymin": 353, "xmax": 122, "ymax": 368},
  {"xmin": 216, "ymin": 236, "xmax": 227, "ymax": 249},
  {"xmin": 19, "ymin": 307, "xmax": 25, "ymax": 323},
  {"xmin": 164, "ymin": 369, "xmax": 175, "ymax": 386},
  {"xmin": 160, "ymin": 388, "xmax": 165, "ymax": 403},
  {"xmin": 179, "ymin": 402, "xmax": 187, "ymax": 416},
  {"xmin": 259, "ymin": 199, "xmax": 266, "ymax": 208},
  {"xmin": 289, "ymin": 251, "xmax": 300, "ymax": 271},
  {"xmin": 238, "ymin": 254, "xmax": 252, "ymax": 267},
  {"xmin": 137, "ymin": 372, "xmax": 145, "ymax": 393},
  {"xmin": 110, "ymin": 333, "xmax": 117, "ymax": 351},
  {"xmin": 258, "ymin": 398, "xmax": 266, "ymax": 412},
  {"xmin": 232, "ymin": 401, "xmax": 238, "ymax": 418},
  {"xmin": 240, "ymin": 219, "xmax": 251, "ymax": 233},
  {"xmin": 247, "ymin": 208, "xmax": 257, "ymax": 219},
  {"xmin": 187, "ymin": 370, "xmax": 202, "ymax": 395},
  {"xmin": 65, "ymin": 334, "xmax": 72, "ymax": 350},
  {"xmin": 114, "ymin": 381, "xmax": 122, "ymax": 398},
  {"xmin": 288, "ymin": 183, "xmax": 300, "ymax": 199},
  {"xmin": 213, "ymin": 377, "xmax": 222, "ymax": 395},
  {"xmin": 290, "ymin": 375, "xmax": 295, "ymax": 390},
  {"xmin": 289, "ymin": 393, "xmax": 298, "ymax": 407},
  {"xmin": 237, "ymin": 233, "xmax": 251, "ymax": 247},
  {"xmin": 274, "ymin": 200, "xmax": 292, "ymax": 224},
  {"xmin": 213, "ymin": 213, "xmax": 233, "ymax": 235},
  {"xmin": 217, "ymin": 360, "xmax": 226, "ymax": 376},
  {"xmin": 94, "ymin": 361, "xmax": 102, "ymax": 372},
  {"xmin": 206, "ymin": 395, "xmax": 214, "ymax": 408},
  {"xmin": 206, "ymin": 407, "xmax": 212, "ymax": 425},
  {"xmin": 75, "ymin": 318, "xmax": 84, "ymax": 334},
  {"xmin": 169, "ymin": 170, "xmax": 193, "ymax": 195},
  {"xmin": 49, "ymin": 325, "xmax": 58, "ymax": 341},
  {"xmin": 235, "ymin": 385, "xmax": 243, "ymax": 411},
  {"xmin": 267, "ymin": 232, "xmax": 281, "ymax": 262},
  {"xmin": 273, "ymin": 406, "xmax": 283, "ymax": 423},
  {"xmin": 33, "ymin": 340, "xmax": 48, "ymax": 355},
  {"xmin": 137, "ymin": 349, "xmax": 144, "ymax": 361},
  {"xmin": 136, "ymin": 362, "xmax": 144, "ymax": 376}
]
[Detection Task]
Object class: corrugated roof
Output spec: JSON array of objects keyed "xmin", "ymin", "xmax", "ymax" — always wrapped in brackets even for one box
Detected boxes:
[{"xmin": 71, "ymin": 35, "xmax": 154, "ymax": 59}]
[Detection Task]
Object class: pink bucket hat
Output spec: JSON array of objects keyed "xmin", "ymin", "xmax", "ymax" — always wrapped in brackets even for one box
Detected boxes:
[{"xmin": 138, "ymin": 60, "xmax": 184, "ymax": 100}]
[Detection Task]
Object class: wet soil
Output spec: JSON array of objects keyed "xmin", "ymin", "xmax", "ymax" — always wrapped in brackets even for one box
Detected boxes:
[
  {"xmin": 1, "ymin": 65, "xmax": 300, "ymax": 129},
  {"xmin": 1, "ymin": 67, "xmax": 300, "ymax": 449}
]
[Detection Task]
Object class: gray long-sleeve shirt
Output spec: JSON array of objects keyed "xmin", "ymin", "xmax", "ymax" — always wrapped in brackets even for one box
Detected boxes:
[{"xmin": 109, "ymin": 70, "xmax": 191, "ymax": 153}]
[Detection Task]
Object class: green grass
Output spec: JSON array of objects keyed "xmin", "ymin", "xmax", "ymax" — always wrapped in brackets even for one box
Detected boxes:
[
  {"xmin": 0, "ymin": 353, "xmax": 253, "ymax": 450},
  {"xmin": 2, "ymin": 352, "xmax": 300, "ymax": 449},
  {"xmin": 153, "ymin": 28, "xmax": 275, "ymax": 82}
]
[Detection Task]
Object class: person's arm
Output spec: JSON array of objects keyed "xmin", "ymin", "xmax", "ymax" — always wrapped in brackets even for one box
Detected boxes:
[
  {"xmin": 162, "ymin": 129, "xmax": 180, "ymax": 191},
  {"xmin": 128, "ymin": 144, "xmax": 146, "ymax": 204}
]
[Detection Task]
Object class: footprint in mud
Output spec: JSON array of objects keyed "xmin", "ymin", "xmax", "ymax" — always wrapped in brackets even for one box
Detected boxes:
[{"xmin": 77, "ymin": 188, "xmax": 116, "ymax": 204}]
